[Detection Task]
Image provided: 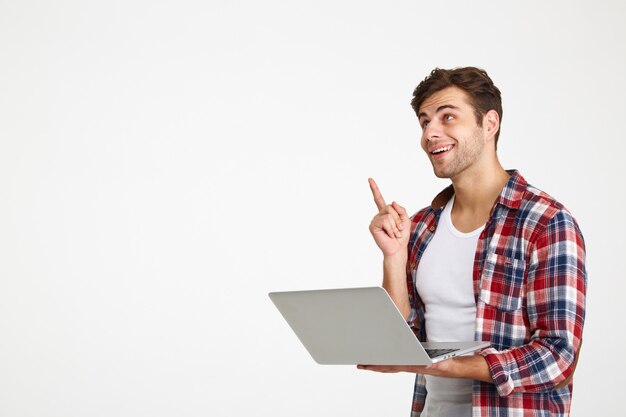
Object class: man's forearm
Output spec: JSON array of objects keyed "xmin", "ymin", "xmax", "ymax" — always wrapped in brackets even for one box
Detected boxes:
[
  {"xmin": 451, "ymin": 355, "xmax": 492, "ymax": 383},
  {"xmin": 382, "ymin": 252, "xmax": 410, "ymax": 320},
  {"xmin": 357, "ymin": 354, "xmax": 494, "ymax": 384}
]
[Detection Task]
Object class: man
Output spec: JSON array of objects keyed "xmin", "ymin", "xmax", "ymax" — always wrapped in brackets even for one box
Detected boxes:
[{"xmin": 357, "ymin": 67, "xmax": 586, "ymax": 417}]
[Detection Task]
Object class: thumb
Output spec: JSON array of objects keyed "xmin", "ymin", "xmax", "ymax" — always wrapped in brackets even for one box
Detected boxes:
[{"xmin": 392, "ymin": 201, "xmax": 409, "ymax": 220}]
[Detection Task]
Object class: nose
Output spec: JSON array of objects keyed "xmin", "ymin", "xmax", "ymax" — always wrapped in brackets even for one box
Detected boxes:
[{"xmin": 423, "ymin": 120, "xmax": 442, "ymax": 142}]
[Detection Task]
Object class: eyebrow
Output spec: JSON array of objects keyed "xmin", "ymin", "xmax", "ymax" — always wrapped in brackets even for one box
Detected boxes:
[{"xmin": 418, "ymin": 104, "xmax": 461, "ymax": 121}]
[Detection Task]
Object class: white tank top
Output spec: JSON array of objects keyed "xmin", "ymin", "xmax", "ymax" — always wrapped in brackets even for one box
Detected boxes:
[{"xmin": 415, "ymin": 196, "xmax": 483, "ymax": 417}]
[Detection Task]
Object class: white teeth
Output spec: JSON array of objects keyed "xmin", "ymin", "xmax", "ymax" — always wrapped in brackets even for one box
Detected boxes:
[{"xmin": 432, "ymin": 146, "xmax": 451, "ymax": 154}]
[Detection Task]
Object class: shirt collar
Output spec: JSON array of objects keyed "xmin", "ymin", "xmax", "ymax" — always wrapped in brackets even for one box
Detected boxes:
[{"xmin": 430, "ymin": 169, "xmax": 527, "ymax": 211}]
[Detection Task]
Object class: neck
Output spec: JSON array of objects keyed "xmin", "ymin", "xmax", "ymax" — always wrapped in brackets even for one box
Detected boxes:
[{"xmin": 450, "ymin": 160, "xmax": 510, "ymax": 216}]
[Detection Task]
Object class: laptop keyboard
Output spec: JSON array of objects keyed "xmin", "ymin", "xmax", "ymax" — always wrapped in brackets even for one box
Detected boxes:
[{"xmin": 425, "ymin": 348, "xmax": 460, "ymax": 358}]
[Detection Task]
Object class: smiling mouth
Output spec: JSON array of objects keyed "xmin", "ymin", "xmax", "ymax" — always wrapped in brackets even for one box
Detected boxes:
[{"xmin": 430, "ymin": 144, "xmax": 454, "ymax": 155}]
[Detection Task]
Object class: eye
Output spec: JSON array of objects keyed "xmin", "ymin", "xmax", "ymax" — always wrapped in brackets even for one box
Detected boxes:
[
  {"xmin": 443, "ymin": 114, "xmax": 454, "ymax": 122},
  {"xmin": 421, "ymin": 120, "xmax": 430, "ymax": 129}
]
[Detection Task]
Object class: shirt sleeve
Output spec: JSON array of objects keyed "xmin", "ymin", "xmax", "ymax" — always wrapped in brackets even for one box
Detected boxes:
[
  {"xmin": 406, "ymin": 247, "xmax": 424, "ymax": 340},
  {"xmin": 405, "ymin": 213, "xmax": 428, "ymax": 342},
  {"xmin": 480, "ymin": 209, "xmax": 587, "ymax": 396}
]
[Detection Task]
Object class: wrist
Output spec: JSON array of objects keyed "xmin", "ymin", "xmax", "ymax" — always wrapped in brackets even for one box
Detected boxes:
[
  {"xmin": 383, "ymin": 251, "xmax": 408, "ymax": 265},
  {"xmin": 451, "ymin": 355, "xmax": 492, "ymax": 382}
]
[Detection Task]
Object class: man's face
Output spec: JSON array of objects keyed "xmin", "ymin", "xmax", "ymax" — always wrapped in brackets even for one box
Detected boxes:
[{"xmin": 417, "ymin": 86, "xmax": 487, "ymax": 179}]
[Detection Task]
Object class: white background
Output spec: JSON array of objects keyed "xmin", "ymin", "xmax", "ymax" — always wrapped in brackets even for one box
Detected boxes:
[{"xmin": 1, "ymin": 0, "xmax": 624, "ymax": 415}]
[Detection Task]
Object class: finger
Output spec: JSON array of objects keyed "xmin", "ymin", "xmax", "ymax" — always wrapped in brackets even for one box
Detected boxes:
[
  {"xmin": 380, "ymin": 218, "xmax": 395, "ymax": 239},
  {"xmin": 386, "ymin": 205, "xmax": 403, "ymax": 230},
  {"xmin": 357, "ymin": 365, "xmax": 384, "ymax": 372},
  {"xmin": 357, "ymin": 365, "xmax": 400, "ymax": 373},
  {"xmin": 368, "ymin": 178, "xmax": 387, "ymax": 211},
  {"xmin": 384, "ymin": 210, "xmax": 403, "ymax": 237},
  {"xmin": 392, "ymin": 201, "xmax": 409, "ymax": 228},
  {"xmin": 383, "ymin": 217, "xmax": 401, "ymax": 239},
  {"xmin": 392, "ymin": 201, "xmax": 408, "ymax": 219}
]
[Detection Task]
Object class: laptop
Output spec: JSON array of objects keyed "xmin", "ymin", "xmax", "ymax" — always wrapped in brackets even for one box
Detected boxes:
[{"xmin": 268, "ymin": 286, "xmax": 489, "ymax": 365}]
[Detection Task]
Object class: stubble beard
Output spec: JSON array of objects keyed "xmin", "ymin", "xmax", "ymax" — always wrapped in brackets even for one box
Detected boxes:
[{"xmin": 432, "ymin": 129, "xmax": 485, "ymax": 179}]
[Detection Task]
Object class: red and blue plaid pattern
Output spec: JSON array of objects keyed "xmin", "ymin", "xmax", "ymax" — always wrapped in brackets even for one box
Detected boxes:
[{"xmin": 406, "ymin": 171, "xmax": 586, "ymax": 417}]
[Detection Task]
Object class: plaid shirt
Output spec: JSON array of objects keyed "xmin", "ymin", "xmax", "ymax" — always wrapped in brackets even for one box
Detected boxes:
[{"xmin": 406, "ymin": 171, "xmax": 586, "ymax": 417}]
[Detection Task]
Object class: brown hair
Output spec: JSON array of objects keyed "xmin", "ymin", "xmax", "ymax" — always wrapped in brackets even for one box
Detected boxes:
[{"xmin": 410, "ymin": 67, "xmax": 503, "ymax": 145}]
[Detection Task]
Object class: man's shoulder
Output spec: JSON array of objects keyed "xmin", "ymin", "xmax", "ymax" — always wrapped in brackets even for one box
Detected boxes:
[
  {"xmin": 516, "ymin": 181, "xmax": 581, "ymax": 236},
  {"xmin": 410, "ymin": 205, "xmax": 436, "ymax": 224},
  {"xmin": 520, "ymin": 182, "xmax": 565, "ymax": 213}
]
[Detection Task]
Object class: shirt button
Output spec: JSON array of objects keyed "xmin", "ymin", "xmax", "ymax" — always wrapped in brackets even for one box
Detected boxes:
[{"xmin": 429, "ymin": 226, "xmax": 436, "ymax": 232}]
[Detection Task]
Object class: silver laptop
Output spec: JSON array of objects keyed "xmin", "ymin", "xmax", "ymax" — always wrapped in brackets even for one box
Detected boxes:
[{"xmin": 268, "ymin": 286, "xmax": 489, "ymax": 365}]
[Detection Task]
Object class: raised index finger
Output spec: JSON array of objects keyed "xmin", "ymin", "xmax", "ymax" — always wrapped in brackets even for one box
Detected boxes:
[{"xmin": 368, "ymin": 178, "xmax": 387, "ymax": 211}]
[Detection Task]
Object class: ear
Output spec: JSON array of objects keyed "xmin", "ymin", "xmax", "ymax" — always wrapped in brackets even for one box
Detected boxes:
[{"xmin": 483, "ymin": 109, "xmax": 500, "ymax": 143}]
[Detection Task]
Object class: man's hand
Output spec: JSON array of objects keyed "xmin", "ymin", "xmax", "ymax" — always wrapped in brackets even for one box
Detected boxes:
[
  {"xmin": 357, "ymin": 355, "xmax": 492, "ymax": 383},
  {"xmin": 357, "ymin": 359, "xmax": 456, "ymax": 376},
  {"xmin": 368, "ymin": 178, "xmax": 411, "ymax": 257}
]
